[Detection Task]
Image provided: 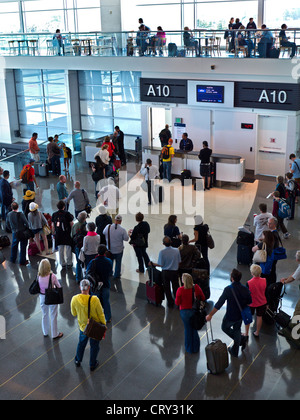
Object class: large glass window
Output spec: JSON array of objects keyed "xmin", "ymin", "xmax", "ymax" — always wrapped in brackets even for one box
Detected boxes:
[
  {"xmin": 78, "ymin": 70, "xmax": 142, "ymax": 149},
  {"xmin": 15, "ymin": 69, "xmax": 71, "ymax": 142},
  {"xmin": 0, "ymin": 1, "xmax": 21, "ymax": 33},
  {"xmin": 264, "ymin": 0, "xmax": 300, "ymax": 28}
]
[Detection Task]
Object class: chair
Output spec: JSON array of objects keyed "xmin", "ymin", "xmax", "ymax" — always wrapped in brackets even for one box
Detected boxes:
[
  {"xmin": 234, "ymin": 37, "xmax": 247, "ymax": 57},
  {"xmin": 201, "ymin": 37, "xmax": 215, "ymax": 56},
  {"xmin": 212, "ymin": 37, "xmax": 221, "ymax": 56},
  {"xmin": 81, "ymin": 39, "xmax": 92, "ymax": 56},
  {"xmin": 47, "ymin": 39, "xmax": 55, "ymax": 55},
  {"xmin": 17, "ymin": 40, "xmax": 28, "ymax": 55},
  {"xmin": 279, "ymin": 37, "xmax": 291, "ymax": 57},
  {"xmin": 8, "ymin": 40, "xmax": 17, "ymax": 55},
  {"xmin": 184, "ymin": 44, "xmax": 197, "ymax": 57},
  {"xmin": 72, "ymin": 39, "xmax": 81, "ymax": 56},
  {"xmin": 28, "ymin": 40, "xmax": 38, "ymax": 56}
]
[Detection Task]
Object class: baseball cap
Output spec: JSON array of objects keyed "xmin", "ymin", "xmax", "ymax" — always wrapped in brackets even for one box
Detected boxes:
[{"xmin": 115, "ymin": 214, "xmax": 122, "ymax": 221}]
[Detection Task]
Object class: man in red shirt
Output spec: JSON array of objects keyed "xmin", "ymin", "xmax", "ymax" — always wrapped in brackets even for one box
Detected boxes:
[
  {"xmin": 21, "ymin": 159, "xmax": 39, "ymax": 193},
  {"xmin": 28, "ymin": 133, "xmax": 40, "ymax": 162}
]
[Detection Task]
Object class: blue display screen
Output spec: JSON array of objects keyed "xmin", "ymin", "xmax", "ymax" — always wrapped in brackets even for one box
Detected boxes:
[{"xmin": 196, "ymin": 85, "xmax": 224, "ymax": 103}]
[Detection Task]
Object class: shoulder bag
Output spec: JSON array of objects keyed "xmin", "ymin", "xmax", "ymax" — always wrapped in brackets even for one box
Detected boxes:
[
  {"xmin": 83, "ymin": 296, "xmax": 107, "ymax": 341},
  {"xmin": 44, "ymin": 274, "xmax": 64, "ymax": 305},
  {"xmin": 105, "ymin": 225, "xmax": 113, "ymax": 260},
  {"xmin": 253, "ymin": 242, "xmax": 267, "ymax": 263},
  {"xmin": 82, "ymin": 189, "xmax": 92, "ymax": 215},
  {"xmin": 29, "ymin": 275, "xmax": 40, "ymax": 295},
  {"xmin": 231, "ymin": 286, "xmax": 252, "ymax": 325},
  {"xmin": 206, "ymin": 229, "xmax": 215, "ymax": 249},
  {"xmin": 190, "ymin": 286, "xmax": 207, "ymax": 331}
]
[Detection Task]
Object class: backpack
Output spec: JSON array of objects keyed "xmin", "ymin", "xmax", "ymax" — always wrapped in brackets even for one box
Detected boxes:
[
  {"xmin": 65, "ymin": 147, "xmax": 72, "ymax": 161},
  {"xmin": 72, "ymin": 225, "xmax": 86, "ymax": 249},
  {"xmin": 20, "ymin": 165, "xmax": 30, "ymax": 184},
  {"xmin": 278, "ymin": 199, "xmax": 291, "ymax": 219},
  {"xmin": 54, "ymin": 212, "xmax": 68, "ymax": 233},
  {"xmin": 86, "ymin": 258, "xmax": 103, "ymax": 294},
  {"xmin": 168, "ymin": 43, "xmax": 177, "ymax": 57},
  {"xmin": 161, "ymin": 146, "xmax": 170, "ymax": 160}
]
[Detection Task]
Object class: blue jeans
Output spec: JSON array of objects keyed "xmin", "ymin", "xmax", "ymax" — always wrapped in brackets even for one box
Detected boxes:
[
  {"xmin": 51, "ymin": 155, "xmax": 61, "ymax": 176},
  {"xmin": 180, "ymin": 309, "xmax": 200, "ymax": 353},
  {"xmin": 98, "ymin": 287, "xmax": 111, "ymax": 322},
  {"xmin": 75, "ymin": 330, "xmax": 100, "ymax": 368},
  {"xmin": 163, "ymin": 161, "xmax": 172, "ymax": 182},
  {"xmin": 221, "ymin": 316, "xmax": 242, "ymax": 357},
  {"xmin": 74, "ymin": 247, "xmax": 83, "ymax": 283},
  {"xmin": 111, "ymin": 251, "xmax": 123, "ymax": 279},
  {"xmin": 10, "ymin": 233, "xmax": 28, "ymax": 264}
]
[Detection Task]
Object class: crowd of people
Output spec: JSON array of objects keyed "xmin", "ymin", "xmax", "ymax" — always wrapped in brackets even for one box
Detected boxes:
[
  {"xmin": 0, "ymin": 128, "xmax": 299, "ymax": 373},
  {"xmin": 132, "ymin": 17, "xmax": 297, "ymax": 59}
]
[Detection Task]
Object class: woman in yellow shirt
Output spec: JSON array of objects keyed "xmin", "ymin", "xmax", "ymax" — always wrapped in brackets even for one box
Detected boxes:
[{"xmin": 71, "ymin": 279, "xmax": 106, "ymax": 371}]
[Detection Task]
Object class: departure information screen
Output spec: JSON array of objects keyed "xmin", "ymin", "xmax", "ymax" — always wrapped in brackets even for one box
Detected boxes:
[{"xmin": 196, "ymin": 85, "xmax": 224, "ymax": 103}]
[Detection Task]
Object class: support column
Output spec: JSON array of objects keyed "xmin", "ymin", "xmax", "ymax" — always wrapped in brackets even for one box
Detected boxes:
[{"xmin": 100, "ymin": 0, "xmax": 122, "ymax": 32}]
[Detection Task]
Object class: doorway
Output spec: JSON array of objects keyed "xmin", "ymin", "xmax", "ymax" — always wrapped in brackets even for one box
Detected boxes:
[{"xmin": 150, "ymin": 107, "xmax": 172, "ymax": 148}]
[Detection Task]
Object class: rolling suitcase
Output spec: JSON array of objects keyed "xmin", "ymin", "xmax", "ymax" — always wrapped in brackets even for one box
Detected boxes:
[
  {"xmin": 39, "ymin": 162, "xmax": 49, "ymax": 177},
  {"xmin": 205, "ymin": 322, "xmax": 229, "ymax": 375},
  {"xmin": 34, "ymin": 162, "xmax": 40, "ymax": 176},
  {"xmin": 158, "ymin": 185, "xmax": 164, "ymax": 203},
  {"xmin": 180, "ymin": 169, "xmax": 191, "ymax": 186},
  {"xmin": 146, "ymin": 265, "xmax": 164, "ymax": 306},
  {"xmin": 236, "ymin": 228, "xmax": 254, "ymax": 265}
]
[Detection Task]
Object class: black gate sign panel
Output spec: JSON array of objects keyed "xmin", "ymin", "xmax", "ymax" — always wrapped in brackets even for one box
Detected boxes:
[
  {"xmin": 234, "ymin": 82, "xmax": 300, "ymax": 111},
  {"xmin": 140, "ymin": 78, "xmax": 188, "ymax": 104}
]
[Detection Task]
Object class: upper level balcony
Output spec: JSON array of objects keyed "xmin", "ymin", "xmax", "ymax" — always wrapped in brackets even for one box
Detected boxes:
[{"xmin": 1, "ymin": 28, "xmax": 299, "ymax": 60}]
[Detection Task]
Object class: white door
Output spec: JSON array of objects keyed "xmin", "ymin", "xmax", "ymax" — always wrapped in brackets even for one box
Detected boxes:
[
  {"xmin": 213, "ymin": 111, "xmax": 257, "ymax": 171},
  {"xmin": 150, "ymin": 107, "xmax": 172, "ymax": 148},
  {"xmin": 256, "ymin": 115, "xmax": 287, "ymax": 176}
]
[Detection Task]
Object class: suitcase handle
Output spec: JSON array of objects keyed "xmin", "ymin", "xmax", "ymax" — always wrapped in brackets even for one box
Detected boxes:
[{"xmin": 205, "ymin": 321, "xmax": 214, "ymax": 345}]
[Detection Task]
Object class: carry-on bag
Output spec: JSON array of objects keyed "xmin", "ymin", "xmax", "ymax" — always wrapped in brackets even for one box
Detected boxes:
[
  {"xmin": 44, "ymin": 274, "xmax": 64, "ymax": 306},
  {"xmin": 146, "ymin": 265, "xmax": 164, "ymax": 306},
  {"xmin": 83, "ymin": 296, "xmax": 107, "ymax": 341},
  {"xmin": 39, "ymin": 162, "xmax": 49, "ymax": 177},
  {"xmin": 205, "ymin": 321, "xmax": 229, "ymax": 375}
]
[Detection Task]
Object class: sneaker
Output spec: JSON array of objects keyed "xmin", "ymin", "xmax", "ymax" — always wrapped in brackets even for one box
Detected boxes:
[
  {"xmin": 74, "ymin": 359, "xmax": 81, "ymax": 368},
  {"xmin": 90, "ymin": 361, "xmax": 99, "ymax": 372},
  {"xmin": 284, "ymin": 232, "xmax": 291, "ymax": 239}
]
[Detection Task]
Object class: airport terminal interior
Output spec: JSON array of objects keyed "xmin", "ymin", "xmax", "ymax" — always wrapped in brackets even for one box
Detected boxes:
[{"xmin": 0, "ymin": 0, "xmax": 300, "ymax": 401}]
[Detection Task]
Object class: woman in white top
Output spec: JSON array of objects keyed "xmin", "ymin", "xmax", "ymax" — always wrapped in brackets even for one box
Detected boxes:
[
  {"xmin": 38, "ymin": 259, "xmax": 63, "ymax": 339},
  {"xmin": 82, "ymin": 222, "xmax": 100, "ymax": 268},
  {"xmin": 94, "ymin": 144, "xmax": 110, "ymax": 166}
]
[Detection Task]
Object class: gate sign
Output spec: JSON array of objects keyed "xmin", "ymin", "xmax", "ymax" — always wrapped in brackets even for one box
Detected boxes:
[
  {"xmin": 140, "ymin": 78, "xmax": 188, "ymax": 104},
  {"xmin": 234, "ymin": 82, "xmax": 300, "ymax": 111}
]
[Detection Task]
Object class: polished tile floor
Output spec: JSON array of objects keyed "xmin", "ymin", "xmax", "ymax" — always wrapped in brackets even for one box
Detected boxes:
[{"xmin": 0, "ymin": 154, "xmax": 299, "ymax": 401}]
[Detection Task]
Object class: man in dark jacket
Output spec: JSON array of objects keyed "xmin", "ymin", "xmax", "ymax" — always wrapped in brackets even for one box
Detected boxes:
[
  {"xmin": 114, "ymin": 126, "xmax": 126, "ymax": 166},
  {"xmin": 206, "ymin": 269, "xmax": 252, "ymax": 357},
  {"xmin": 0, "ymin": 170, "xmax": 14, "ymax": 222},
  {"xmin": 179, "ymin": 133, "xmax": 193, "ymax": 152},
  {"xmin": 159, "ymin": 125, "xmax": 172, "ymax": 147},
  {"xmin": 6, "ymin": 202, "xmax": 30, "ymax": 265},
  {"xmin": 86, "ymin": 245, "xmax": 113, "ymax": 322}
]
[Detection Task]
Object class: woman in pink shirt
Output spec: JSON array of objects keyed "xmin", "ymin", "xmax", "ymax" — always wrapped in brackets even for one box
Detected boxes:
[
  {"xmin": 244, "ymin": 264, "xmax": 267, "ymax": 338},
  {"xmin": 38, "ymin": 259, "xmax": 63, "ymax": 340}
]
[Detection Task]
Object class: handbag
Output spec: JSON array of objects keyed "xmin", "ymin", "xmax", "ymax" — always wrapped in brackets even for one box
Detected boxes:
[
  {"xmin": 29, "ymin": 276, "xmax": 40, "ymax": 295},
  {"xmin": 82, "ymin": 189, "xmax": 92, "ymax": 214},
  {"xmin": 272, "ymin": 247, "xmax": 287, "ymax": 261},
  {"xmin": 206, "ymin": 231, "xmax": 215, "ymax": 249},
  {"xmin": 44, "ymin": 274, "xmax": 64, "ymax": 305},
  {"xmin": 83, "ymin": 296, "xmax": 107, "ymax": 341},
  {"xmin": 190, "ymin": 287, "xmax": 207, "ymax": 331},
  {"xmin": 130, "ymin": 233, "xmax": 146, "ymax": 247},
  {"xmin": 43, "ymin": 224, "xmax": 51, "ymax": 236},
  {"xmin": 231, "ymin": 286, "xmax": 253, "ymax": 325},
  {"xmin": 253, "ymin": 242, "xmax": 267, "ymax": 263}
]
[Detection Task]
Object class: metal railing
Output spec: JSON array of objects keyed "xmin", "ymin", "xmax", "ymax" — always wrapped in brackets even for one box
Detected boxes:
[{"xmin": 0, "ymin": 28, "xmax": 299, "ymax": 58}]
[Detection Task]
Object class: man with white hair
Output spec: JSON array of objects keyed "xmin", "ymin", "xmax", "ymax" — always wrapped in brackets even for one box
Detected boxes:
[
  {"xmin": 71, "ymin": 279, "xmax": 106, "ymax": 371},
  {"xmin": 98, "ymin": 177, "xmax": 120, "ymax": 222},
  {"xmin": 103, "ymin": 214, "xmax": 129, "ymax": 281},
  {"xmin": 66, "ymin": 181, "xmax": 90, "ymax": 218}
]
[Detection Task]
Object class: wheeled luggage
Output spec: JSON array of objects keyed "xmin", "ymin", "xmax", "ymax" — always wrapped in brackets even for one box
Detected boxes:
[
  {"xmin": 39, "ymin": 162, "xmax": 49, "ymax": 177},
  {"xmin": 180, "ymin": 169, "xmax": 192, "ymax": 186},
  {"xmin": 146, "ymin": 265, "xmax": 164, "ymax": 306},
  {"xmin": 158, "ymin": 185, "xmax": 163, "ymax": 203},
  {"xmin": 205, "ymin": 322, "xmax": 229, "ymax": 375},
  {"xmin": 236, "ymin": 228, "xmax": 254, "ymax": 265},
  {"xmin": 168, "ymin": 43, "xmax": 177, "ymax": 57},
  {"xmin": 263, "ymin": 282, "xmax": 286, "ymax": 325}
]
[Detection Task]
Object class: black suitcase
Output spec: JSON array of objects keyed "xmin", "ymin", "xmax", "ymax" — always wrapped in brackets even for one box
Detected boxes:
[
  {"xmin": 181, "ymin": 169, "xmax": 192, "ymax": 186},
  {"xmin": 269, "ymin": 47, "xmax": 280, "ymax": 59},
  {"xmin": 236, "ymin": 230, "xmax": 254, "ymax": 247},
  {"xmin": 237, "ymin": 244, "xmax": 253, "ymax": 265},
  {"xmin": 168, "ymin": 43, "xmax": 177, "ymax": 57},
  {"xmin": 263, "ymin": 282, "xmax": 286, "ymax": 325},
  {"xmin": 205, "ymin": 322, "xmax": 229, "ymax": 375}
]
